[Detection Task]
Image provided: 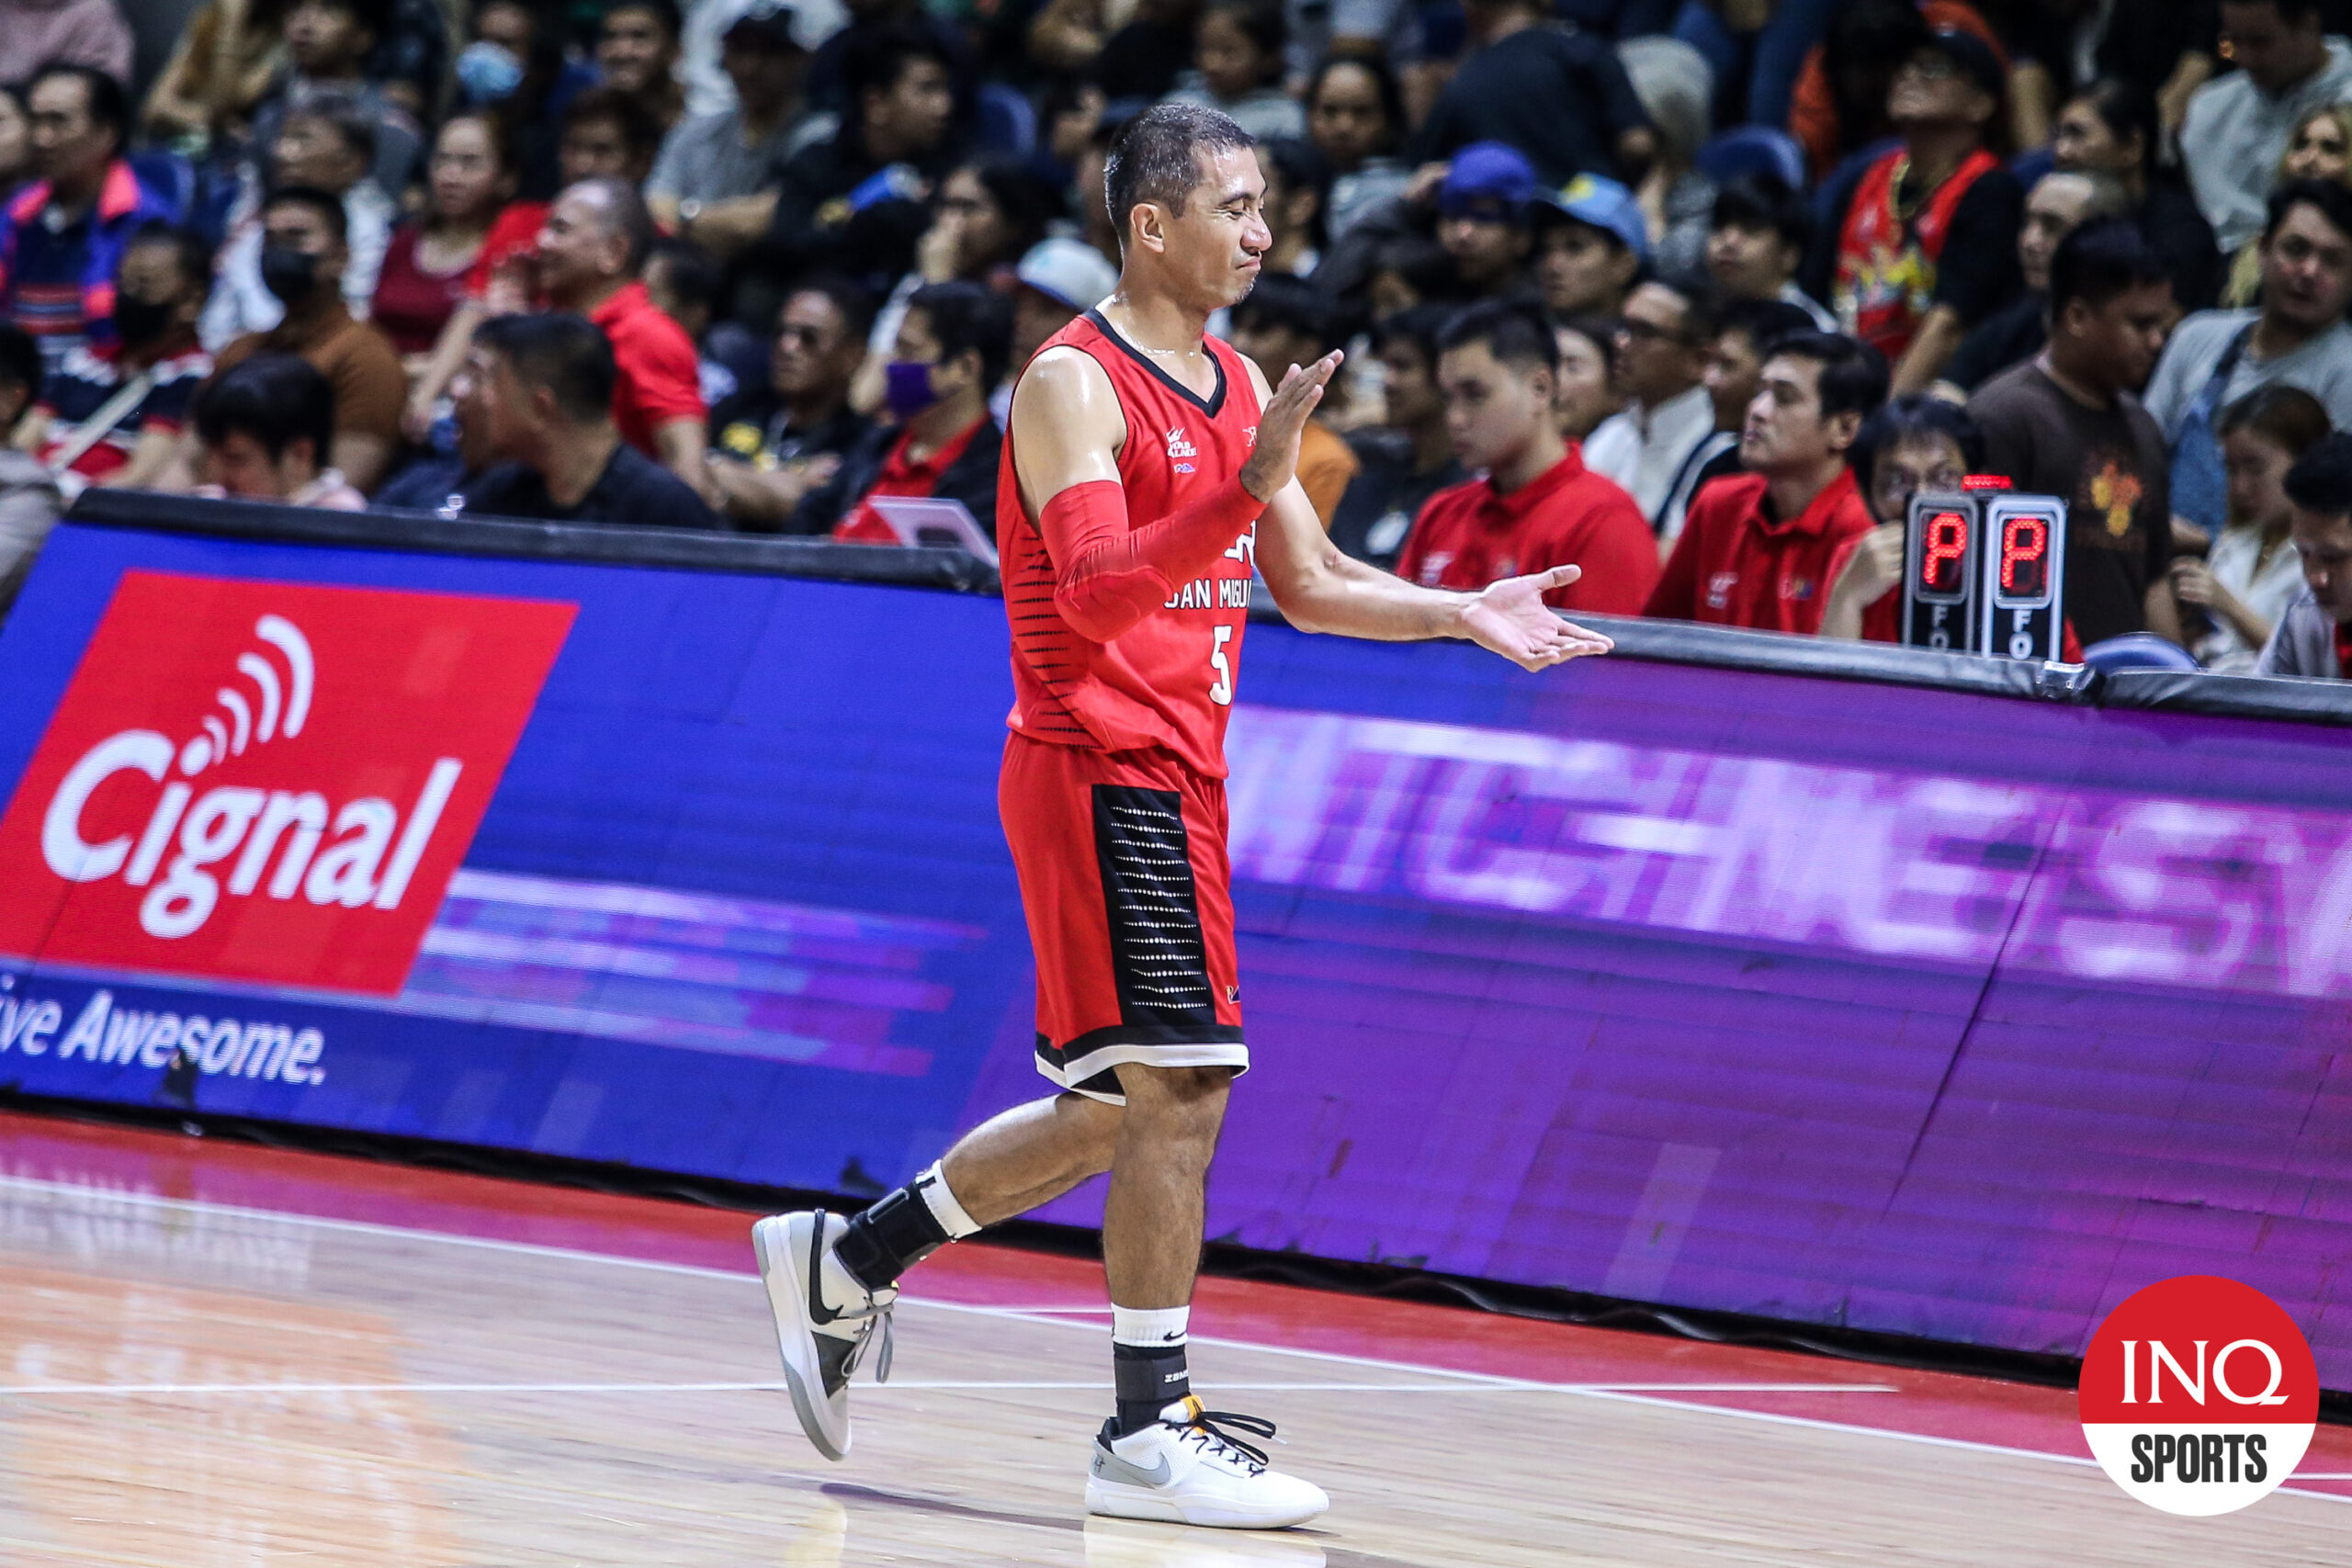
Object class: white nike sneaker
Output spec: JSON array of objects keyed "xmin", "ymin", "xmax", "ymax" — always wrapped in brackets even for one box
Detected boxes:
[
  {"xmin": 752, "ymin": 1210, "xmax": 896, "ymax": 1461},
  {"xmin": 1085, "ymin": 1397, "xmax": 1330, "ymax": 1530}
]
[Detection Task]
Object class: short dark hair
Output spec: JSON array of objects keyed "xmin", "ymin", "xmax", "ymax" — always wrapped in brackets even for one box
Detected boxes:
[
  {"xmin": 1259, "ymin": 137, "xmax": 1331, "ymax": 246},
  {"xmin": 1762, "ymin": 330, "xmax": 1888, "ymax": 423},
  {"xmin": 477, "ymin": 311, "xmax": 617, "ymax": 423},
  {"xmin": 571, "ymin": 175, "xmax": 657, "ymax": 276},
  {"xmin": 1711, "ymin": 173, "xmax": 1810, "ymax": 253},
  {"xmin": 787, "ymin": 273, "xmax": 879, "ymax": 345},
  {"xmin": 28, "ymin": 64, "xmax": 128, "ymax": 153},
  {"xmin": 282, "ymin": 84, "xmax": 380, "ymax": 172},
  {"xmin": 2264, "ymin": 175, "xmax": 2352, "ymax": 246},
  {"xmin": 604, "ymin": 0, "xmax": 682, "ymax": 38},
  {"xmin": 1304, "ymin": 54, "xmax": 1404, "ymax": 157},
  {"xmin": 0, "ymin": 324, "xmax": 41, "ymax": 405},
  {"xmin": 1369, "ymin": 233, "xmax": 1454, "ymax": 298},
  {"xmin": 2048, "ymin": 216, "xmax": 2168, "ymax": 314},
  {"xmin": 562, "ymin": 84, "xmax": 665, "ymax": 163},
  {"xmin": 2067, "ymin": 78, "xmax": 2156, "ymax": 170},
  {"xmin": 1716, "ymin": 296, "xmax": 1818, "ymax": 352},
  {"xmin": 2218, "ymin": 383, "xmax": 2332, "ymax": 460},
  {"xmin": 2284, "ymin": 431, "xmax": 2352, "ymax": 517},
  {"xmin": 1436, "ymin": 298, "xmax": 1559, "ymax": 373},
  {"xmin": 262, "ymin": 184, "xmax": 350, "ymax": 244},
  {"xmin": 646, "ymin": 236, "xmax": 724, "ymax": 313},
  {"xmin": 1202, "ymin": 0, "xmax": 1286, "ymax": 84},
  {"xmin": 1368, "ymin": 301, "xmax": 1455, "ymax": 364},
  {"xmin": 1228, "ymin": 273, "xmax": 1347, "ymax": 355},
  {"xmin": 1642, "ymin": 275, "xmax": 1724, "ymax": 343},
  {"xmin": 1104, "ymin": 101, "xmax": 1254, "ymax": 243},
  {"xmin": 907, "ymin": 279, "xmax": 1013, "ymax": 389},
  {"xmin": 311, "ymin": 0, "xmax": 391, "ymax": 36},
  {"xmin": 1553, "ymin": 311, "xmax": 1620, "ymax": 363},
  {"xmin": 843, "ymin": 25, "xmax": 952, "ymax": 117},
  {"xmin": 961, "ymin": 154, "xmax": 1065, "ymax": 261},
  {"xmin": 125, "ymin": 220, "xmax": 214, "ymax": 295},
  {"xmin": 195, "ymin": 354, "xmax": 336, "ymax": 462},
  {"xmin": 1849, "ymin": 393, "xmax": 1985, "ymax": 494}
]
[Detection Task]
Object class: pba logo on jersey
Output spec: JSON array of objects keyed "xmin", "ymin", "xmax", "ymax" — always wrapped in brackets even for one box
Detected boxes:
[
  {"xmin": 0, "ymin": 571, "xmax": 575, "ymax": 997},
  {"xmin": 2077, "ymin": 1274, "xmax": 2317, "ymax": 1516}
]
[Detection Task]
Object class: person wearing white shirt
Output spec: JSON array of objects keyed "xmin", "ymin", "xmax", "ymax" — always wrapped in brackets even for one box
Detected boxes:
[
  {"xmin": 2176, "ymin": 383, "xmax": 2334, "ymax": 671},
  {"xmin": 1582, "ymin": 278, "xmax": 1723, "ymax": 543}
]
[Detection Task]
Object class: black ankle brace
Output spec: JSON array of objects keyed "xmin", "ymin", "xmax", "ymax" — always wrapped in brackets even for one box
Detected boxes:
[
  {"xmin": 833, "ymin": 1184, "xmax": 951, "ymax": 1294},
  {"xmin": 1113, "ymin": 1341, "xmax": 1191, "ymax": 1432}
]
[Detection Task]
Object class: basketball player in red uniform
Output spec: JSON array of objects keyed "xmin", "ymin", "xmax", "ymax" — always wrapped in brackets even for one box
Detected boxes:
[{"xmin": 753, "ymin": 104, "xmax": 1614, "ymax": 1529}]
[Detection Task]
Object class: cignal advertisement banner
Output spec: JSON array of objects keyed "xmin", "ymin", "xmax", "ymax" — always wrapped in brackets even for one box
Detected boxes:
[{"xmin": 1, "ymin": 519, "xmax": 2346, "ymax": 1402}]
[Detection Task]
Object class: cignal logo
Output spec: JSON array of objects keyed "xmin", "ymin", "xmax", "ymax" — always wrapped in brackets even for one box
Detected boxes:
[
  {"xmin": 2078, "ymin": 1274, "xmax": 2318, "ymax": 1516},
  {"xmin": 0, "ymin": 571, "xmax": 574, "ymax": 997}
]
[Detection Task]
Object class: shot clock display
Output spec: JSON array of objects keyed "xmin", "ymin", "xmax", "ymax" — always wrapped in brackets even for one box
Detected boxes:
[{"xmin": 1901, "ymin": 490, "xmax": 2069, "ymax": 661}]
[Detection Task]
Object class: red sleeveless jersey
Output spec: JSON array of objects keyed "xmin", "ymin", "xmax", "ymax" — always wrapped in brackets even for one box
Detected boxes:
[{"xmin": 999, "ymin": 310, "xmax": 1266, "ymax": 779}]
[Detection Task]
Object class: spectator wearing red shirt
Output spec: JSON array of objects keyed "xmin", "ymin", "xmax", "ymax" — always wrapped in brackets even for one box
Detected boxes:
[
  {"xmin": 1398, "ymin": 299, "xmax": 1658, "ymax": 615},
  {"xmin": 1820, "ymin": 393, "xmax": 1981, "ymax": 642},
  {"xmin": 529, "ymin": 175, "xmax": 707, "ymax": 490},
  {"xmin": 1645, "ymin": 331, "xmax": 1887, "ymax": 634},
  {"xmin": 799, "ymin": 280, "xmax": 1006, "ymax": 543}
]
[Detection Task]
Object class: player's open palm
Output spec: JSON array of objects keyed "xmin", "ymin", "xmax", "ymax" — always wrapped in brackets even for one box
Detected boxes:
[
  {"xmin": 1462, "ymin": 565, "xmax": 1615, "ymax": 671},
  {"xmin": 1241, "ymin": 351, "xmax": 1343, "ymax": 502}
]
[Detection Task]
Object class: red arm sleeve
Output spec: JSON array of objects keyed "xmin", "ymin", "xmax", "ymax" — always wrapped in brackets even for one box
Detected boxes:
[{"xmin": 1039, "ymin": 476, "xmax": 1267, "ymax": 644}]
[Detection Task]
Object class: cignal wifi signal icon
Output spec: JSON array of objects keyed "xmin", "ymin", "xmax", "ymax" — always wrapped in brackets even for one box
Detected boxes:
[{"xmin": 179, "ymin": 615, "xmax": 313, "ymax": 776}]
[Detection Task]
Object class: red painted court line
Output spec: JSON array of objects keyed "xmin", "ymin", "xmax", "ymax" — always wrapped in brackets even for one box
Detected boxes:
[{"xmin": 2, "ymin": 1109, "xmax": 2346, "ymax": 1497}]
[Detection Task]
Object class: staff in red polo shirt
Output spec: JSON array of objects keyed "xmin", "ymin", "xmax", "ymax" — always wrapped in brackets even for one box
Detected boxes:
[
  {"xmin": 527, "ymin": 175, "xmax": 707, "ymax": 491},
  {"xmin": 1397, "ymin": 299, "xmax": 1658, "ymax": 615},
  {"xmin": 801, "ymin": 280, "xmax": 1008, "ymax": 543},
  {"xmin": 1645, "ymin": 330, "xmax": 1886, "ymax": 634}
]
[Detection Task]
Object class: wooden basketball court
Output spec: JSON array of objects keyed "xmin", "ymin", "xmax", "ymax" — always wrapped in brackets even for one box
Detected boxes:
[{"xmin": 0, "ymin": 1109, "xmax": 2345, "ymax": 1566}]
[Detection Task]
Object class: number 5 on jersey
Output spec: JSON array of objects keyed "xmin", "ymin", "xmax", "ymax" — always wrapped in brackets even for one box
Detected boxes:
[{"xmin": 1208, "ymin": 625, "xmax": 1234, "ymax": 706}]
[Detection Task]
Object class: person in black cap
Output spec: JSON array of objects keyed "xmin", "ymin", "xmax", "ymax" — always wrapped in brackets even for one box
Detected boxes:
[
  {"xmin": 1805, "ymin": 27, "xmax": 2024, "ymax": 400},
  {"xmin": 649, "ymin": 2, "xmax": 813, "ymax": 254}
]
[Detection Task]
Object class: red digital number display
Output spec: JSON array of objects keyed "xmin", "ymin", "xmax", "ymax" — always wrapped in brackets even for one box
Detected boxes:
[
  {"xmin": 1917, "ymin": 511, "xmax": 1970, "ymax": 597},
  {"xmin": 1999, "ymin": 513, "xmax": 2050, "ymax": 599}
]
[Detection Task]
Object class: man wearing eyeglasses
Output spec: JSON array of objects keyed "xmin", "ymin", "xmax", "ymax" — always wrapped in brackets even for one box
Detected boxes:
[{"xmin": 1582, "ymin": 277, "xmax": 1724, "ymax": 547}]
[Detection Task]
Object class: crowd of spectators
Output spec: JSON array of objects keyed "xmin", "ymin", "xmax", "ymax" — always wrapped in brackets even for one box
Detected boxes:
[{"xmin": 4, "ymin": 0, "xmax": 2352, "ymax": 679}]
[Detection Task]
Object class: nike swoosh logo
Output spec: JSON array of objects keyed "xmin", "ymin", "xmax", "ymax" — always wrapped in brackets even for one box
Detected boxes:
[{"xmin": 1093, "ymin": 1446, "xmax": 1173, "ymax": 1488}]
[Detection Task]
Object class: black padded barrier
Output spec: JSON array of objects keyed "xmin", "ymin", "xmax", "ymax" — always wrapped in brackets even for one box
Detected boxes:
[{"xmin": 56, "ymin": 490, "xmax": 2352, "ymax": 728}]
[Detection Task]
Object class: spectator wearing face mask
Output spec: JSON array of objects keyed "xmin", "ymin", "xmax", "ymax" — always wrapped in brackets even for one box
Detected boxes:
[
  {"xmin": 1329, "ymin": 305, "xmax": 1467, "ymax": 571},
  {"xmin": 28, "ymin": 222, "xmax": 212, "ymax": 490},
  {"xmin": 2257, "ymin": 432, "xmax": 2352, "ymax": 679},
  {"xmin": 204, "ymin": 186, "xmax": 403, "ymax": 492},
  {"xmin": 798, "ymin": 279, "xmax": 1006, "ymax": 543},
  {"xmin": 0, "ymin": 65, "xmax": 177, "ymax": 373},
  {"xmin": 203, "ymin": 90, "xmax": 396, "ymax": 347},
  {"xmin": 192, "ymin": 353, "xmax": 368, "ymax": 509},
  {"xmin": 452, "ymin": 0, "xmax": 601, "ymax": 201},
  {"xmin": 452, "ymin": 310, "xmax": 721, "ymax": 527},
  {"xmin": 1398, "ymin": 299, "xmax": 1657, "ymax": 613}
]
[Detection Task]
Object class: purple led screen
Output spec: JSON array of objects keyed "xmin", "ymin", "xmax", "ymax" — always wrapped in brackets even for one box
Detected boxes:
[{"xmin": 1002, "ymin": 655, "xmax": 2352, "ymax": 1388}]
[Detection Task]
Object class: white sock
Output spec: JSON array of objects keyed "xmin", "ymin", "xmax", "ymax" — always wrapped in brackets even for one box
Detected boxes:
[
  {"xmin": 914, "ymin": 1161, "xmax": 981, "ymax": 1239},
  {"xmin": 1111, "ymin": 1304, "xmax": 1191, "ymax": 1348}
]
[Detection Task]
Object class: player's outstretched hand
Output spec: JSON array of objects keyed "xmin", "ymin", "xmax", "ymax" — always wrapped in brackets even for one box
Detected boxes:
[
  {"xmin": 1460, "ymin": 565, "xmax": 1615, "ymax": 671},
  {"xmin": 1241, "ymin": 351, "xmax": 1344, "ymax": 502}
]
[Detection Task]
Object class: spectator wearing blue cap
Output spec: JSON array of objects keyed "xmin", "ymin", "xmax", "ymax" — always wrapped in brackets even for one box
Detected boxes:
[
  {"xmin": 1437, "ymin": 142, "xmax": 1538, "ymax": 299},
  {"xmin": 1415, "ymin": 0, "xmax": 1657, "ymax": 188},
  {"xmin": 1532, "ymin": 175, "xmax": 1645, "ymax": 321}
]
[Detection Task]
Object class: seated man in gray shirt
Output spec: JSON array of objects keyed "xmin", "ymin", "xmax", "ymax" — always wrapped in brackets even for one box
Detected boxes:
[
  {"xmin": 2144, "ymin": 179, "xmax": 2352, "ymax": 539},
  {"xmin": 2259, "ymin": 432, "xmax": 2352, "ymax": 679},
  {"xmin": 647, "ymin": 3, "xmax": 817, "ymax": 254}
]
